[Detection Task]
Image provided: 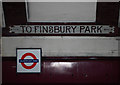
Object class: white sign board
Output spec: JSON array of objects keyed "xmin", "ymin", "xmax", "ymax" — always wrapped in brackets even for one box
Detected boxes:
[
  {"xmin": 17, "ymin": 48, "xmax": 41, "ymax": 73},
  {"xmin": 27, "ymin": 2, "xmax": 96, "ymax": 22}
]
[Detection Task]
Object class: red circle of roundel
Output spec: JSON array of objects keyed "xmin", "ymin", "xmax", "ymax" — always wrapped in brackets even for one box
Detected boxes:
[{"xmin": 21, "ymin": 53, "xmax": 37, "ymax": 69}]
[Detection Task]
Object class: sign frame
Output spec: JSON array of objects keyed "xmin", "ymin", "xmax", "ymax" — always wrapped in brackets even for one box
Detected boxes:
[{"xmin": 16, "ymin": 48, "xmax": 42, "ymax": 74}]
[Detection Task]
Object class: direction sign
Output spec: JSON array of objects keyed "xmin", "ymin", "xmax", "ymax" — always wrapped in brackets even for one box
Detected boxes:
[{"xmin": 9, "ymin": 25, "xmax": 115, "ymax": 34}]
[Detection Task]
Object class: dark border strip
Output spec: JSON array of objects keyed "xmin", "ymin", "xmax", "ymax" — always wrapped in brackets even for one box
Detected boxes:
[
  {"xmin": 1, "ymin": 83, "xmax": 120, "ymax": 85},
  {"xmin": 2, "ymin": 2, "xmax": 27, "ymax": 26},
  {"xmin": 118, "ymin": 1, "xmax": 120, "ymax": 36},
  {"xmin": 96, "ymin": 2, "xmax": 119, "ymax": 26}
]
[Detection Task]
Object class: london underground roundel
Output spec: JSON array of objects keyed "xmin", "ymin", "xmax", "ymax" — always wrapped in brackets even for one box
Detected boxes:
[{"xmin": 17, "ymin": 48, "xmax": 41, "ymax": 73}]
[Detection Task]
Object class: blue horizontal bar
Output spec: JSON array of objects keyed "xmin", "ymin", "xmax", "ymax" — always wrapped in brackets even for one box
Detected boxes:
[{"xmin": 19, "ymin": 59, "xmax": 39, "ymax": 63}]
